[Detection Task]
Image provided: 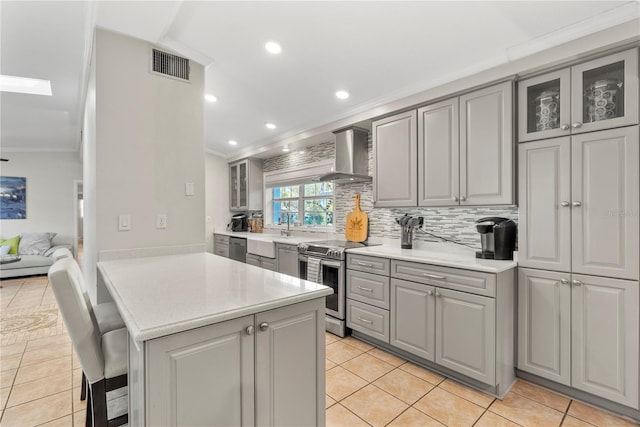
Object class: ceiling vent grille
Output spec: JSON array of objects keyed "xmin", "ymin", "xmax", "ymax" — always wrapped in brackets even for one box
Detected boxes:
[{"xmin": 152, "ymin": 49, "xmax": 190, "ymax": 81}]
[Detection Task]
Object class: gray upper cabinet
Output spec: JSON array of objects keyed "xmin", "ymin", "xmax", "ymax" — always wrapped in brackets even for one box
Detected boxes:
[
  {"xmin": 417, "ymin": 98, "xmax": 460, "ymax": 206},
  {"xmin": 378, "ymin": 81, "xmax": 514, "ymax": 208},
  {"xmin": 276, "ymin": 243, "xmax": 298, "ymax": 278},
  {"xmin": 372, "ymin": 110, "xmax": 418, "ymax": 207},
  {"xmin": 571, "ymin": 49, "xmax": 639, "ymax": 134},
  {"xmin": 518, "ymin": 69, "xmax": 571, "ymax": 143},
  {"xmin": 571, "ymin": 126, "xmax": 639, "ymax": 280},
  {"xmin": 518, "ymin": 48, "xmax": 639, "ymax": 142},
  {"xmin": 518, "ymin": 137, "xmax": 572, "ymax": 272},
  {"xmin": 517, "ymin": 268, "xmax": 571, "ymax": 385},
  {"xmin": 460, "ymin": 81, "xmax": 514, "ymax": 205},
  {"xmin": 230, "ymin": 158, "xmax": 263, "ymax": 211},
  {"xmin": 571, "ymin": 274, "xmax": 639, "ymax": 408},
  {"xmin": 519, "ymin": 126, "xmax": 639, "ymax": 280}
]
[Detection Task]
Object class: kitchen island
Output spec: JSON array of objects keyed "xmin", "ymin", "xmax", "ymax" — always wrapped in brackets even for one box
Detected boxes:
[{"xmin": 98, "ymin": 252, "xmax": 332, "ymax": 427}]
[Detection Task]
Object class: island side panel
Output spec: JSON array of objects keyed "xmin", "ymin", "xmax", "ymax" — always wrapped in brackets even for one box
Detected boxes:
[{"xmin": 129, "ymin": 333, "xmax": 146, "ymax": 427}]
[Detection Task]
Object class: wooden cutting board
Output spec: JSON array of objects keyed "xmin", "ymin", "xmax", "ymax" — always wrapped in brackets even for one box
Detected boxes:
[{"xmin": 345, "ymin": 194, "xmax": 368, "ymax": 242}]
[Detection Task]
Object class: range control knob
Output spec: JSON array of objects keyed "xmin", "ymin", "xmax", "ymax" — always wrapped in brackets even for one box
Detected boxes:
[{"xmin": 298, "ymin": 244, "xmax": 307, "ymax": 253}]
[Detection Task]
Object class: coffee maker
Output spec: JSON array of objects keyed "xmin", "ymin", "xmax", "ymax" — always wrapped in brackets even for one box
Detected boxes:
[
  {"xmin": 475, "ymin": 217, "xmax": 517, "ymax": 260},
  {"xmin": 231, "ymin": 213, "xmax": 248, "ymax": 232}
]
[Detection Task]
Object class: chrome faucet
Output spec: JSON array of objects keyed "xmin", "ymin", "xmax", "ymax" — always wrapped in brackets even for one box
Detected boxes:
[{"xmin": 280, "ymin": 213, "xmax": 292, "ymax": 237}]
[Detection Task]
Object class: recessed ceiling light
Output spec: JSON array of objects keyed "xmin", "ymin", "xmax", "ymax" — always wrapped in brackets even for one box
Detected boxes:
[
  {"xmin": 205, "ymin": 94, "xmax": 217, "ymax": 102},
  {"xmin": 265, "ymin": 122, "xmax": 276, "ymax": 130},
  {"xmin": 282, "ymin": 146, "xmax": 290, "ymax": 152},
  {"xmin": 265, "ymin": 41, "xmax": 282, "ymax": 54},
  {"xmin": 228, "ymin": 140, "xmax": 238, "ymax": 146},
  {"xmin": 335, "ymin": 90, "xmax": 350, "ymax": 100},
  {"xmin": 0, "ymin": 75, "xmax": 52, "ymax": 96}
]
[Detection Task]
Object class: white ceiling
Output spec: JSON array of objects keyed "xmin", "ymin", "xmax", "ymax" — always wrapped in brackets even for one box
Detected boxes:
[{"xmin": 1, "ymin": 1, "xmax": 638, "ymax": 158}]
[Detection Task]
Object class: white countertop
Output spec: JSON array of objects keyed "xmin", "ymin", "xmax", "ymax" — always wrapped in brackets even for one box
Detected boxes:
[
  {"xmin": 98, "ymin": 253, "xmax": 332, "ymax": 342},
  {"xmin": 346, "ymin": 241, "xmax": 517, "ymax": 273}
]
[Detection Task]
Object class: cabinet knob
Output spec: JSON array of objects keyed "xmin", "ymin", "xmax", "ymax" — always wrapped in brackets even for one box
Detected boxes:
[
  {"xmin": 427, "ymin": 290, "xmax": 434, "ymax": 296},
  {"xmin": 560, "ymin": 124, "xmax": 570, "ymax": 130},
  {"xmin": 560, "ymin": 201, "xmax": 570, "ymax": 207},
  {"xmin": 246, "ymin": 326, "xmax": 255, "ymax": 335},
  {"xmin": 460, "ymin": 196, "xmax": 467, "ymax": 202},
  {"xmin": 571, "ymin": 122, "xmax": 583, "ymax": 129},
  {"xmin": 572, "ymin": 201, "xmax": 582, "ymax": 207},
  {"xmin": 435, "ymin": 292, "xmax": 441, "ymax": 297},
  {"xmin": 454, "ymin": 196, "xmax": 459, "ymax": 202},
  {"xmin": 259, "ymin": 322, "xmax": 269, "ymax": 331},
  {"xmin": 572, "ymin": 280, "xmax": 582, "ymax": 286},
  {"xmin": 560, "ymin": 278, "xmax": 570, "ymax": 285}
]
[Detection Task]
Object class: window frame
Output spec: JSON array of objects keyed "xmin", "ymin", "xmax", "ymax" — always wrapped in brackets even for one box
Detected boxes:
[{"xmin": 268, "ymin": 182, "xmax": 335, "ymax": 230}]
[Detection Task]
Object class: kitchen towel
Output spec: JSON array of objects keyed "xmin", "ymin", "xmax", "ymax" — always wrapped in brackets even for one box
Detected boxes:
[{"xmin": 306, "ymin": 258, "xmax": 323, "ymax": 284}]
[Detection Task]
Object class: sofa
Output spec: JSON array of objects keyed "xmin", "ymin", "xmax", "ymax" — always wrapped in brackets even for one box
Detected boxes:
[{"xmin": 0, "ymin": 232, "xmax": 73, "ymax": 279}]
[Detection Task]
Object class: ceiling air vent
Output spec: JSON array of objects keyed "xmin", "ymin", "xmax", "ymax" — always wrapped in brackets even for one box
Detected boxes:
[{"xmin": 151, "ymin": 49, "xmax": 190, "ymax": 81}]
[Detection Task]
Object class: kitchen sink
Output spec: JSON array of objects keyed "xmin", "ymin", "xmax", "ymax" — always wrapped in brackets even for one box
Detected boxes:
[{"xmin": 247, "ymin": 239, "xmax": 276, "ymax": 258}]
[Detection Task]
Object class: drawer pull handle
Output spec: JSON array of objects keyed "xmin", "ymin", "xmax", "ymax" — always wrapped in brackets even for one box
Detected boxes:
[
  {"xmin": 358, "ymin": 286, "xmax": 373, "ymax": 292},
  {"xmin": 358, "ymin": 317, "xmax": 373, "ymax": 324},
  {"xmin": 357, "ymin": 261, "xmax": 374, "ymax": 268},
  {"xmin": 423, "ymin": 273, "xmax": 445, "ymax": 280}
]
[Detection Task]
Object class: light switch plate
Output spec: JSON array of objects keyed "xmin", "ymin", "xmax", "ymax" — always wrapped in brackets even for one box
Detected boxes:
[
  {"xmin": 118, "ymin": 214, "xmax": 131, "ymax": 231},
  {"xmin": 185, "ymin": 182, "xmax": 195, "ymax": 196}
]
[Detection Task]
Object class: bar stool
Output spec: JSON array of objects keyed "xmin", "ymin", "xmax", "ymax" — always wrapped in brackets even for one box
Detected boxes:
[
  {"xmin": 49, "ymin": 258, "xmax": 128, "ymax": 427},
  {"xmin": 52, "ymin": 248, "xmax": 125, "ymax": 401}
]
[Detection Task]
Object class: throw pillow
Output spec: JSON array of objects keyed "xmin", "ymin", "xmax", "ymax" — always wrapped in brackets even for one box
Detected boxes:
[
  {"xmin": 0, "ymin": 236, "xmax": 20, "ymax": 254},
  {"xmin": 18, "ymin": 232, "xmax": 57, "ymax": 256},
  {"xmin": 0, "ymin": 245, "xmax": 11, "ymax": 255}
]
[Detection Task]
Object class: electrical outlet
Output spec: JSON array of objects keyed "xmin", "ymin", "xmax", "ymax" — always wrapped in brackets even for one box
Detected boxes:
[{"xmin": 156, "ymin": 214, "xmax": 167, "ymax": 229}]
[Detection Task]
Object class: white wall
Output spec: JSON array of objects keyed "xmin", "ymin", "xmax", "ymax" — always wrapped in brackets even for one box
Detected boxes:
[
  {"xmin": 205, "ymin": 152, "xmax": 229, "ymax": 251},
  {"xmin": 0, "ymin": 152, "xmax": 82, "ymax": 245},
  {"xmin": 85, "ymin": 29, "xmax": 205, "ymax": 302}
]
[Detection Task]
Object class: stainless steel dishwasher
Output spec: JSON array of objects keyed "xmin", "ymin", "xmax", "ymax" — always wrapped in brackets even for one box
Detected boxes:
[{"xmin": 229, "ymin": 237, "xmax": 247, "ymax": 263}]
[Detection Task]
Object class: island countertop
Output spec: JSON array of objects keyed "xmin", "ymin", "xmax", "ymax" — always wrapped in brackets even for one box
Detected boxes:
[{"xmin": 97, "ymin": 252, "xmax": 332, "ymax": 342}]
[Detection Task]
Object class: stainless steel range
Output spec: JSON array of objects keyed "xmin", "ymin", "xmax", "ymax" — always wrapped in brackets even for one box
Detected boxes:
[{"xmin": 298, "ymin": 240, "xmax": 379, "ymax": 337}]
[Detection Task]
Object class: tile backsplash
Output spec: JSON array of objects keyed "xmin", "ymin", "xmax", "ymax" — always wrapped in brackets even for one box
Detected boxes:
[{"xmin": 263, "ymin": 138, "xmax": 518, "ymax": 249}]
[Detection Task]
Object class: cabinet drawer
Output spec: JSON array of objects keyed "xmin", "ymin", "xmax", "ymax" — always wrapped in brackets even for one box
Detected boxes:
[
  {"xmin": 347, "ymin": 299, "xmax": 389, "ymax": 343},
  {"xmin": 214, "ymin": 246, "xmax": 229, "ymax": 258},
  {"xmin": 347, "ymin": 269, "xmax": 390, "ymax": 309},
  {"xmin": 347, "ymin": 254, "xmax": 390, "ymax": 276},
  {"xmin": 214, "ymin": 234, "xmax": 230, "ymax": 244},
  {"xmin": 391, "ymin": 260, "xmax": 496, "ymax": 297}
]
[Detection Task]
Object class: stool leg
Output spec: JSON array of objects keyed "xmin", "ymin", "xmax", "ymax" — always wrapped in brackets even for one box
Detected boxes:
[{"xmin": 81, "ymin": 371, "xmax": 87, "ymax": 401}]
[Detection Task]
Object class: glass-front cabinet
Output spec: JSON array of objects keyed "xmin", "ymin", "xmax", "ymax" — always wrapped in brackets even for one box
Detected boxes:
[
  {"xmin": 519, "ymin": 48, "xmax": 638, "ymax": 142},
  {"xmin": 229, "ymin": 158, "xmax": 263, "ymax": 211}
]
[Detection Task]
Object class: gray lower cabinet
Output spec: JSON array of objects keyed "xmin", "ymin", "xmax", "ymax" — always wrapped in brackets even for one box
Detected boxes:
[
  {"xmin": 390, "ymin": 278, "xmax": 496, "ymax": 385},
  {"xmin": 246, "ymin": 253, "xmax": 277, "ymax": 271},
  {"xmin": 435, "ymin": 287, "xmax": 495, "ymax": 385},
  {"xmin": 517, "ymin": 268, "xmax": 571, "ymax": 386},
  {"xmin": 390, "ymin": 278, "xmax": 435, "ymax": 361},
  {"xmin": 145, "ymin": 298, "xmax": 325, "ymax": 426},
  {"xmin": 276, "ymin": 243, "xmax": 298, "ymax": 278},
  {"xmin": 518, "ymin": 268, "xmax": 639, "ymax": 408},
  {"xmin": 214, "ymin": 234, "xmax": 230, "ymax": 258},
  {"xmin": 349, "ymin": 254, "xmax": 515, "ymax": 393}
]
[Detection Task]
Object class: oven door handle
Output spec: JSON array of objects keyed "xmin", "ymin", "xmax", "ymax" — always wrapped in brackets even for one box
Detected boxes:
[{"xmin": 320, "ymin": 259, "xmax": 342, "ymax": 269}]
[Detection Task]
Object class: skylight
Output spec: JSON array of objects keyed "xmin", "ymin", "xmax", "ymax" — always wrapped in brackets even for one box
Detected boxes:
[{"xmin": 0, "ymin": 75, "xmax": 52, "ymax": 96}]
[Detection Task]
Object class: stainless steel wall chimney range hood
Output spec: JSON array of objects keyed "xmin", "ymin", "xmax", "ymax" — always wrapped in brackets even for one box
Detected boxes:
[{"xmin": 318, "ymin": 127, "xmax": 371, "ymax": 183}]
